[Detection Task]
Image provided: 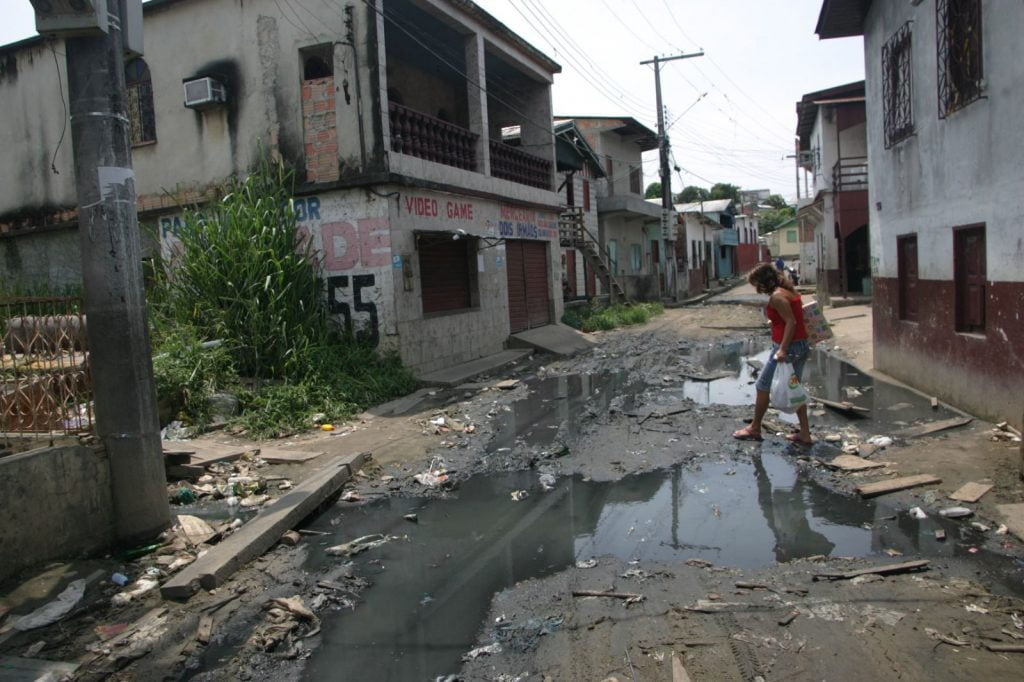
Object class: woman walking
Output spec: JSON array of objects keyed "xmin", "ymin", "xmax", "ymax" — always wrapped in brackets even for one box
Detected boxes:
[{"xmin": 733, "ymin": 263, "xmax": 813, "ymax": 445}]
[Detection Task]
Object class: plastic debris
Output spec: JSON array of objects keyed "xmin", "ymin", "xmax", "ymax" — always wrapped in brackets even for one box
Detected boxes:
[
  {"xmin": 111, "ymin": 572, "xmax": 129, "ymax": 586},
  {"xmin": 111, "ymin": 578, "xmax": 159, "ymax": 606},
  {"xmin": 939, "ymin": 507, "xmax": 974, "ymax": 518},
  {"xmin": 510, "ymin": 490, "xmax": 529, "ymax": 501},
  {"xmin": 866, "ymin": 435, "xmax": 894, "ymax": 448},
  {"xmin": 971, "ymin": 522, "xmax": 990, "ymax": 532},
  {"xmin": 430, "ymin": 417, "xmax": 446, "ymax": 426},
  {"xmin": 326, "ymin": 534, "xmax": 394, "ymax": 557},
  {"xmin": 414, "ymin": 472, "xmax": 448, "ymax": 488},
  {"xmin": 996, "ymin": 524, "xmax": 1009, "ymax": 535},
  {"xmin": 13, "ymin": 579, "xmax": 87, "ymax": 631},
  {"xmin": 965, "ymin": 603, "xmax": 989, "ymax": 614},
  {"xmin": 909, "ymin": 507, "xmax": 927, "ymax": 519},
  {"xmin": 341, "ymin": 491, "xmax": 362, "ymax": 502},
  {"xmin": 538, "ymin": 473, "xmax": 556, "ymax": 491},
  {"xmin": 403, "ymin": 514, "xmax": 418, "ymax": 523},
  {"xmin": 462, "ymin": 642, "xmax": 502, "ymax": 661},
  {"xmin": 321, "ymin": 424, "xmax": 335, "ymax": 432}
]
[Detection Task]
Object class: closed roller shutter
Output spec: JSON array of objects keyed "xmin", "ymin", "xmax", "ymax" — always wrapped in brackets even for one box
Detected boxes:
[
  {"xmin": 420, "ymin": 238, "xmax": 471, "ymax": 314},
  {"xmin": 506, "ymin": 240, "xmax": 550, "ymax": 333}
]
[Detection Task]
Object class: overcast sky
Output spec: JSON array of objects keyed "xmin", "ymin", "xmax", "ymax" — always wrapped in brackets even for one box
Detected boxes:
[{"xmin": 1, "ymin": 1, "xmax": 864, "ymax": 201}]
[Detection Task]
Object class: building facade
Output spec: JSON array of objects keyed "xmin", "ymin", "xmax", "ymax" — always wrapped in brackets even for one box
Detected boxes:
[
  {"xmin": 0, "ymin": 0, "xmax": 567, "ymax": 376},
  {"xmin": 818, "ymin": 0, "xmax": 1024, "ymax": 428},
  {"xmin": 795, "ymin": 81, "xmax": 869, "ymax": 299}
]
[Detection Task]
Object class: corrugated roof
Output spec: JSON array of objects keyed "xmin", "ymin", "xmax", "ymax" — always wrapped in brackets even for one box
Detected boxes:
[
  {"xmin": 675, "ymin": 199, "xmax": 734, "ymax": 214},
  {"xmin": 557, "ymin": 116, "xmax": 658, "ymax": 151}
]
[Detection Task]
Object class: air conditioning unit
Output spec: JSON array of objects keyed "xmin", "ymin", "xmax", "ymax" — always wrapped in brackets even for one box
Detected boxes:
[
  {"xmin": 183, "ymin": 77, "xmax": 227, "ymax": 109},
  {"xmin": 29, "ymin": 0, "xmax": 108, "ymax": 36}
]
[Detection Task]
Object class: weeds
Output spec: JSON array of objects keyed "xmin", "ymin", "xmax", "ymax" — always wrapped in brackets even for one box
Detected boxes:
[
  {"xmin": 562, "ymin": 302, "xmax": 664, "ymax": 333},
  {"xmin": 148, "ymin": 154, "xmax": 416, "ymax": 438}
]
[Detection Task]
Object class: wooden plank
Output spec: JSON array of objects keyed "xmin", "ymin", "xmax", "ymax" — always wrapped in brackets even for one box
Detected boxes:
[
  {"xmin": 893, "ymin": 416, "xmax": 972, "ymax": 439},
  {"xmin": 682, "ymin": 370, "xmax": 735, "ymax": 382},
  {"xmin": 824, "ymin": 454, "xmax": 888, "ymax": 472},
  {"xmin": 0, "ymin": 656, "xmax": 79, "ymax": 680},
  {"xmin": 949, "ymin": 482, "xmax": 993, "ymax": 503},
  {"xmin": 811, "ymin": 395, "xmax": 870, "ymax": 414},
  {"xmin": 195, "ymin": 614, "xmax": 214, "ymax": 644},
  {"xmin": 161, "ymin": 452, "xmax": 369, "ymax": 600},
  {"xmin": 985, "ymin": 643, "xmax": 1024, "ymax": 653},
  {"xmin": 161, "ymin": 441, "xmax": 258, "ymax": 466},
  {"xmin": 813, "ymin": 560, "xmax": 929, "ymax": 581},
  {"xmin": 259, "ymin": 449, "xmax": 324, "ymax": 464},
  {"xmin": 671, "ymin": 652, "xmax": 693, "ymax": 682},
  {"xmin": 857, "ymin": 474, "xmax": 941, "ymax": 498}
]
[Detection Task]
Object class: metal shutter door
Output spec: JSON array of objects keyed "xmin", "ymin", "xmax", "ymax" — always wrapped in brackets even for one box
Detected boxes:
[
  {"xmin": 506, "ymin": 241, "xmax": 528, "ymax": 333},
  {"xmin": 523, "ymin": 241, "xmax": 551, "ymax": 328},
  {"xmin": 420, "ymin": 238, "xmax": 470, "ymax": 314}
]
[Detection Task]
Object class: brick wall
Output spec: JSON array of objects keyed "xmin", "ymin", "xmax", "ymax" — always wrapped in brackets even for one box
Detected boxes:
[{"xmin": 302, "ymin": 77, "xmax": 339, "ymax": 184}]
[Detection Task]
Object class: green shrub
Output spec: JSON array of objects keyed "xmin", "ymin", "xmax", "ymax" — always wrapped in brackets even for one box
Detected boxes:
[
  {"xmin": 561, "ymin": 302, "xmax": 664, "ymax": 333},
  {"xmin": 152, "ymin": 327, "xmax": 237, "ymax": 427}
]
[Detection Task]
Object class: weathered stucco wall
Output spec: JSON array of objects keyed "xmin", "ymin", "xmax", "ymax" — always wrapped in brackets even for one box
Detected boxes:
[
  {"xmin": 0, "ymin": 228, "xmax": 81, "ymax": 290},
  {"xmin": 865, "ymin": 1, "xmax": 1024, "ymax": 428},
  {"xmin": 0, "ymin": 445, "xmax": 114, "ymax": 583}
]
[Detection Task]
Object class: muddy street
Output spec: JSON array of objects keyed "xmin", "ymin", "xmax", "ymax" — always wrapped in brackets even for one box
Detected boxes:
[
  {"xmin": 167, "ymin": 305, "xmax": 1024, "ymax": 681},
  {"xmin": 5, "ymin": 304, "xmax": 1023, "ymax": 681}
]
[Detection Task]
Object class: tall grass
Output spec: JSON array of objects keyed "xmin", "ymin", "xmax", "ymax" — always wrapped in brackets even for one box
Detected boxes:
[
  {"xmin": 562, "ymin": 302, "xmax": 664, "ymax": 333},
  {"xmin": 149, "ymin": 154, "xmax": 416, "ymax": 437}
]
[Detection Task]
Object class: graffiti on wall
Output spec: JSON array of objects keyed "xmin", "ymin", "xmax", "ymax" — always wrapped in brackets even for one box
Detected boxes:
[{"xmin": 158, "ymin": 194, "xmax": 393, "ymax": 348}]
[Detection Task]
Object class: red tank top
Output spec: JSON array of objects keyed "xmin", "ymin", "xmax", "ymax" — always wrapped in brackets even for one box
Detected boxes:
[{"xmin": 766, "ymin": 293, "xmax": 808, "ymax": 343}]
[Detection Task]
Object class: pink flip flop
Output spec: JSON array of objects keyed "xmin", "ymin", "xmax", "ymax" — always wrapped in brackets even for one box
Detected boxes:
[
  {"xmin": 733, "ymin": 425, "xmax": 763, "ymax": 442},
  {"xmin": 785, "ymin": 433, "xmax": 814, "ymax": 445}
]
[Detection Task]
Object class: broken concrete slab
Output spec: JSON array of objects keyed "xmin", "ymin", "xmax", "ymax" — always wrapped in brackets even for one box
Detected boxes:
[
  {"xmin": 856, "ymin": 474, "xmax": 941, "ymax": 498},
  {"xmin": 364, "ymin": 387, "xmax": 434, "ymax": 418},
  {"xmin": 508, "ymin": 324, "xmax": 595, "ymax": 357},
  {"xmin": 162, "ymin": 441, "xmax": 258, "ymax": 467},
  {"xmin": 418, "ymin": 350, "xmax": 532, "ymax": 387},
  {"xmin": 258, "ymin": 449, "xmax": 324, "ymax": 464},
  {"xmin": 161, "ymin": 452, "xmax": 369, "ymax": 600},
  {"xmin": 949, "ymin": 481, "xmax": 993, "ymax": 503},
  {"xmin": 893, "ymin": 416, "xmax": 972, "ymax": 439},
  {"xmin": 997, "ymin": 503, "xmax": 1024, "ymax": 542},
  {"xmin": 813, "ymin": 560, "xmax": 929, "ymax": 581}
]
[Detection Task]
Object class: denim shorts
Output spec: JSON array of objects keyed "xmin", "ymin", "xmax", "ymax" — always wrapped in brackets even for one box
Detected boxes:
[{"xmin": 755, "ymin": 339, "xmax": 810, "ymax": 393}]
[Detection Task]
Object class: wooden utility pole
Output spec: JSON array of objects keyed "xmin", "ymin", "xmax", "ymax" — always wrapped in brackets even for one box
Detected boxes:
[{"xmin": 640, "ymin": 51, "xmax": 704, "ymax": 300}]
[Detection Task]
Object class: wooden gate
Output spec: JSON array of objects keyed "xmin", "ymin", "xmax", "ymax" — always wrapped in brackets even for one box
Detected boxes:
[{"xmin": 506, "ymin": 240, "xmax": 551, "ymax": 333}]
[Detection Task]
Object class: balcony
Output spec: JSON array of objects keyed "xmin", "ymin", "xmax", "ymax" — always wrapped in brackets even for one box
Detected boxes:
[
  {"xmin": 489, "ymin": 141, "xmax": 552, "ymax": 190},
  {"xmin": 389, "ymin": 102, "xmax": 478, "ymax": 172},
  {"xmin": 833, "ymin": 156, "xmax": 868, "ymax": 192}
]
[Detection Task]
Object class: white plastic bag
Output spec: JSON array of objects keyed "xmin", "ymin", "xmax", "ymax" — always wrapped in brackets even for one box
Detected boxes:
[{"xmin": 770, "ymin": 362, "xmax": 809, "ymax": 413}]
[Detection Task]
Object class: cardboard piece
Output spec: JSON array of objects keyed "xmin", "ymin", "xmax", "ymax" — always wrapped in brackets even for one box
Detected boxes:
[
  {"xmin": 949, "ymin": 482, "xmax": 993, "ymax": 503},
  {"xmin": 857, "ymin": 474, "xmax": 941, "ymax": 498}
]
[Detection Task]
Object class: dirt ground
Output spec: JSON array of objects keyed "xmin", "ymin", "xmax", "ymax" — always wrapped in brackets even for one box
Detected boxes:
[{"xmin": 2, "ymin": 294, "xmax": 1023, "ymax": 681}]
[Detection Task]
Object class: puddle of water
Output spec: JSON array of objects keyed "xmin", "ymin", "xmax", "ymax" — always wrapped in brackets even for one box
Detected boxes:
[
  {"xmin": 487, "ymin": 371, "xmax": 642, "ymax": 451},
  {"xmin": 301, "ymin": 453, "xmax": 1017, "ymax": 681}
]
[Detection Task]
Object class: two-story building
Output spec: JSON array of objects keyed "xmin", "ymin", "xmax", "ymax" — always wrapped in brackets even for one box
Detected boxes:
[
  {"xmin": 675, "ymin": 199, "xmax": 738, "ymax": 285},
  {"xmin": 817, "ymin": 0, "xmax": 1024, "ymax": 428},
  {"xmin": 795, "ymin": 80, "xmax": 869, "ymax": 299},
  {"xmin": 0, "ymin": 0, "xmax": 570, "ymax": 376},
  {"xmin": 567, "ymin": 117, "xmax": 664, "ymax": 301}
]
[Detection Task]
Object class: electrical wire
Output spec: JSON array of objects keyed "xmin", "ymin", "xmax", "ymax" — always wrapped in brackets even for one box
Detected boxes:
[{"xmin": 49, "ymin": 40, "xmax": 66, "ymax": 175}]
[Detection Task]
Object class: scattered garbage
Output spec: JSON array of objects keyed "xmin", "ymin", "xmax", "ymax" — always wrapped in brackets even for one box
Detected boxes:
[
  {"xmin": 251, "ymin": 595, "xmax": 320, "ymax": 653},
  {"xmin": 575, "ymin": 559, "xmax": 598, "ymax": 569},
  {"xmin": 971, "ymin": 522, "xmax": 990, "ymax": 532},
  {"xmin": 161, "ymin": 420, "xmax": 192, "ymax": 440},
  {"xmin": 111, "ymin": 572, "xmax": 130, "ymax": 587},
  {"xmin": 996, "ymin": 524, "xmax": 1009, "ymax": 535},
  {"xmin": 414, "ymin": 457, "xmax": 450, "ymax": 488},
  {"xmin": 965, "ymin": 603, "xmax": 989, "ymax": 614},
  {"xmin": 111, "ymin": 578, "xmax": 159, "ymax": 606},
  {"xmin": 279, "ymin": 531, "xmax": 301, "ymax": 546},
  {"xmin": 939, "ymin": 507, "xmax": 974, "ymax": 518},
  {"xmin": 13, "ymin": 579, "xmax": 87, "ymax": 631},
  {"xmin": 538, "ymin": 473, "xmax": 556, "ymax": 491},
  {"xmin": 510, "ymin": 490, "xmax": 529, "ymax": 501},
  {"xmin": 341, "ymin": 491, "xmax": 362, "ymax": 502},
  {"xmin": 909, "ymin": 507, "xmax": 927, "ymax": 520},
  {"xmin": 326, "ymin": 534, "xmax": 395, "ymax": 557},
  {"xmin": 935, "ymin": 530, "xmax": 947, "ymax": 541},
  {"xmin": 866, "ymin": 435, "xmax": 893, "ymax": 448},
  {"xmin": 404, "ymin": 513, "xmax": 419, "ymax": 523},
  {"xmin": 462, "ymin": 642, "xmax": 502, "ymax": 661}
]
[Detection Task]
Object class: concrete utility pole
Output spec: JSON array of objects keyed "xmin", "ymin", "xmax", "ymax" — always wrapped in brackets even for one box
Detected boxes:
[
  {"xmin": 64, "ymin": 0, "xmax": 170, "ymax": 543},
  {"xmin": 640, "ymin": 50, "xmax": 704, "ymax": 300}
]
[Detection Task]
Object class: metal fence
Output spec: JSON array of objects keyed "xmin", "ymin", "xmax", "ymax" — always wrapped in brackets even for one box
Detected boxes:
[{"xmin": 1, "ymin": 297, "xmax": 93, "ymax": 437}]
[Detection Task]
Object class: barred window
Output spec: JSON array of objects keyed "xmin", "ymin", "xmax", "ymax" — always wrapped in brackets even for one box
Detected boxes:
[
  {"xmin": 882, "ymin": 22, "xmax": 913, "ymax": 148},
  {"xmin": 125, "ymin": 58, "xmax": 156, "ymax": 146},
  {"xmin": 937, "ymin": 0, "xmax": 984, "ymax": 117}
]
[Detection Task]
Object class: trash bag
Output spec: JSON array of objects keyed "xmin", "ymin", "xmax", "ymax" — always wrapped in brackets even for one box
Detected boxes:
[{"xmin": 770, "ymin": 361, "xmax": 808, "ymax": 413}]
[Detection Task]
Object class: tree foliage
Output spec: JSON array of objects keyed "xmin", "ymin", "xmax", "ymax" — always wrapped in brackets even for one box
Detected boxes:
[
  {"xmin": 759, "ymin": 206, "xmax": 796, "ymax": 234},
  {"xmin": 764, "ymin": 194, "xmax": 789, "ymax": 210},
  {"xmin": 676, "ymin": 185, "xmax": 710, "ymax": 203},
  {"xmin": 644, "ymin": 182, "xmax": 662, "ymax": 199},
  {"xmin": 709, "ymin": 182, "xmax": 741, "ymax": 203}
]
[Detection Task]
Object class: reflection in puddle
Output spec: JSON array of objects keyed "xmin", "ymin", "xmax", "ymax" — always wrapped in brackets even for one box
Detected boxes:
[{"xmin": 301, "ymin": 453, "xmax": 1002, "ymax": 681}]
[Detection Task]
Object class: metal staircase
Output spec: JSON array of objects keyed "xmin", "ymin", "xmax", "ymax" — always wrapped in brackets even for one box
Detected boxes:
[{"xmin": 558, "ymin": 207, "xmax": 626, "ymax": 301}]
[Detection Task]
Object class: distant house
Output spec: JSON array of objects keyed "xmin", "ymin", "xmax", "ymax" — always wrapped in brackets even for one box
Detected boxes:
[
  {"xmin": 762, "ymin": 217, "xmax": 800, "ymax": 263},
  {"xmin": 566, "ymin": 117, "xmax": 663, "ymax": 301},
  {"xmin": 675, "ymin": 199, "xmax": 738, "ymax": 288},
  {"xmin": 733, "ymin": 212, "xmax": 762, "ymax": 274},
  {"xmin": 795, "ymin": 81, "xmax": 868, "ymax": 300},
  {"xmin": 817, "ymin": 0, "xmax": 1024, "ymax": 428}
]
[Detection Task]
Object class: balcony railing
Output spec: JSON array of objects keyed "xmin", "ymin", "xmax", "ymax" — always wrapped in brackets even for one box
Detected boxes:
[
  {"xmin": 489, "ymin": 141, "xmax": 552, "ymax": 190},
  {"xmin": 388, "ymin": 101, "xmax": 478, "ymax": 171},
  {"xmin": 833, "ymin": 156, "xmax": 868, "ymax": 192}
]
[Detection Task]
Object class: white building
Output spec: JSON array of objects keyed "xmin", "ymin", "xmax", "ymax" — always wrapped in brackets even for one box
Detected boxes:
[{"xmin": 817, "ymin": 0, "xmax": 1024, "ymax": 428}]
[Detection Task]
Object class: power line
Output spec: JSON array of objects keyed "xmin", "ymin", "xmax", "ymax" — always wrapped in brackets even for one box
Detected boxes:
[{"xmin": 597, "ymin": 0, "xmax": 664, "ymax": 53}]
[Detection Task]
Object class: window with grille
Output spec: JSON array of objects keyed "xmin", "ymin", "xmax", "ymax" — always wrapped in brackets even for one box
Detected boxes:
[
  {"xmin": 883, "ymin": 22, "xmax": 914, "ymax": 147},
  {"xmin": 937, "ymin": 0, "xmax": 984, "ymax": 117},
  {"xmin": 125, "ymin": 58, "xmax": 156, "ymax": 146}
]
